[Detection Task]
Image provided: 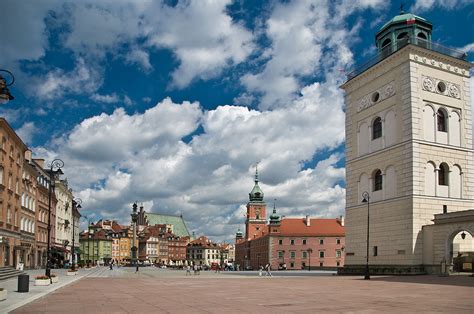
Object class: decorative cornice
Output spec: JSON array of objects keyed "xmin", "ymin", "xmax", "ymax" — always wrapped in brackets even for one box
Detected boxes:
[
  {"xmin": 410, "ymin": 51, "xmax": 471, "ymax": 77},
  {"xmin": 357, "ymin": 81, "xmax": 396, "ymax": 113}
]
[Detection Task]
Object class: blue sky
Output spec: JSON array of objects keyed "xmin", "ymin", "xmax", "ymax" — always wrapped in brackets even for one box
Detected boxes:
[{"xmin": 1, "ymin": 0, "xmax": 473, "ymax": 241}]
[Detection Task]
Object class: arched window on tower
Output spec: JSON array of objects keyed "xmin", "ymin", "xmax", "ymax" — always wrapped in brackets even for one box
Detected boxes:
[
  {"xmin": 372, "ymin": 117, "xmax": 382, "ymax": 140},
  {"xmin": 417, "ymin": 32, "xmax": 428, "ymax": 48},
  {"xmin": 381, "ymin": 38, "xmax": 392, "ymax": 58},
  {"xmin": 439, "ymin": 163, "xmax": 449, "ymax": 186},
  {"xmin": 397, "ymin": 32, "xmax": 409, "ymax": 46},
  {"xmin": 437, "ymin": 109, "xmax": 447, "ymax": 132},
  {"xmin": 373, "ymin": 169, "xmax": 383, "ymax": 191}
]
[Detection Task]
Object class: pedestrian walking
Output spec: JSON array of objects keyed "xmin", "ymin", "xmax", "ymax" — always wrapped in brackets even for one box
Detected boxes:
[
  {"xmin": 193, "ymin": 264, "xmax": 197, "ymax": 275},
  {"xmin": 259, "ymin": 265, "xmax": 263, "ymax": 277},
  {"xmin": 109, "ymin": 260, "xmax": 113, "ymax": 270},
  {"xmin": 186, "ymin": 265, "xmax": 191, "ymax": 276},
  {"xmin": 265, "ymin": 263, "xmax": 272, "ymax": 277}
]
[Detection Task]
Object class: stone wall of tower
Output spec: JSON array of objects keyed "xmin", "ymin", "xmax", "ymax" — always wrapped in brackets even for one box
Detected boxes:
[
  {"xmin": 407, "ymin": 46, "xmax": 473, "ymax": 264},
  {"xmin": 245, "ymin": 202, "xmax": 267, "ymax": 240},
  {"xmin": 344, "ymin": 48, "xmax": 417, "ymax": 266}
]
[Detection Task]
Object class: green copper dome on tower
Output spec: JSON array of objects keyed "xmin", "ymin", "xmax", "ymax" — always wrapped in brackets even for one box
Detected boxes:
[
  {"xmin": 249, "ymin": 165, "xmax": 264, "ymax": 202},
  {"xmin": 375, "ymin": 9, "xmax": 432, "ymax": 55},
  {"xmin": 235, "ymin": 228, "xmax": 243, "ymax": 238},
  {"xmin": 269, "ymin": 201, "xmax": 281, "ymax": 225}
]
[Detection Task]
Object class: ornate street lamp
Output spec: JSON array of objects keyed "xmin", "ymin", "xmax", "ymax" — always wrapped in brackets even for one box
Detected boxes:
[
  {"xmin": 131, "ymin": 202, "xmax": 138, "ymax": 269},
  {"xmin": 362, "ymin": 191, "xmax": 370, "ymax": 280},
  {"xmin": 307, "ymin": 248, "xmax": 313, "ymax": 271},
  {"xmin": 0, "ymin": 69, "xmax": 14, "ymax": 104},
  {"xmin": 46, "ymin": 159, "xmax": 64, "ymax": 282},
  {"xmin": 71, "ymin": 198, "xmax": 82, "ymax": 271}
]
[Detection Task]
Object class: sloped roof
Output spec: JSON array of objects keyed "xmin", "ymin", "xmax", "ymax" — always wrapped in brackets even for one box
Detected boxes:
[
  {"xmin": 379, "ymin": 12, "xmax": 431, "ymax": 31},
  {"xmin": 279, "ymin": 218, "xmax": 345, "ymax": 237},
  {"xmin": 145, "ymin": 213, "xmax": 190, "ymax": 237},
  {"xmin": 189, "ymin": 236, "xmax": 219, "ymax": 249}
]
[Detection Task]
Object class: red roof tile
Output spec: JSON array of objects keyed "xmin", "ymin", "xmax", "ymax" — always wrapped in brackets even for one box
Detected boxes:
[{"xmin": 279, "ymin": 218, "xmax": 344, "ymax": 236}]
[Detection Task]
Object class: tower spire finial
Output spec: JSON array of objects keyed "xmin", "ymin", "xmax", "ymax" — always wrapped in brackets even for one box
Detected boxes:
[
  {"xmin": 400, "ymin": 3, "xmax": 405, "ymax": 14},
  {"xmin": 273, "ymin": 199, "xmax": 277, "ymax": 213},
  {"xmin": 255, "ymin": 162, "xmax": 259, "ymax": 182}
]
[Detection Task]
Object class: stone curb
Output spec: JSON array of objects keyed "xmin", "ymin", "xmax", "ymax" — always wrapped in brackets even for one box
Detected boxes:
[{"xmin": 3, "ymin": 268, "xmax": 102, "ymax": 313}]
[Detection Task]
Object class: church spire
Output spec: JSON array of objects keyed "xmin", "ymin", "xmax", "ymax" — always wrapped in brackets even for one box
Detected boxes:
[
  {"xmin": 255, "ymin": 162, "xmax": 259, "ymax": 182},
  {"xmin": 249, "ymin": 163, "xmax": 264, "ymax": 202}
]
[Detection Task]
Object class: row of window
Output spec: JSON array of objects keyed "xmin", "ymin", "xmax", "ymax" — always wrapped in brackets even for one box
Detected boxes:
[
  {"xmin": 278, "ymin": 238, "xmax": 341, "ymax": 245},
  {"xmin": 290, "ymin": 261, "xmax": 341, "ymax": 268},
  {"xmin": 37, "ymin": 175, "xmax": 50, "ymax": 189},
  {"xmin": 21, "ymin": 193, "xmax": 36, "ymax": 211},
  {"xmin": 358, "ymin": 103, "xmax": 462, "ymax": 158},
  {"xmin": 1, "ymin": 137, "xmax": 23, "ymax": 165},
  {"xmin": 278, "ymin": 250, "xmax": 342, "ymax": 259},
  {"xmin": 20, "ymin": 218, "xmax": 36, "ymax": 233},
  {"xmin": 0, "ymin": 168, "xmax": 21, "ymax": 193}
]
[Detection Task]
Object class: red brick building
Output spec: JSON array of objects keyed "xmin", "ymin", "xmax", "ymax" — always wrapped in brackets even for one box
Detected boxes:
[
  {"xmin": 235, "ymin": 170, "xmax": 345, "ymax": 270},
  {"xmin": 167, "ymin": 234, "xmax": 190, "ymax": 266}
]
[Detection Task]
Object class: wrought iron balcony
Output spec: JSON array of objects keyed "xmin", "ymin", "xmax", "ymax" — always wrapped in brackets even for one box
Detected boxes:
[{"xmin": 346, "ymin": 37, "xmax": 469, "ymax": 81}]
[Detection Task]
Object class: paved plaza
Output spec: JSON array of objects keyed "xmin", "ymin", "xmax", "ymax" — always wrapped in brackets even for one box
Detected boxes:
[{"xmin": 5, "ymin": 267, "xmax": 474, "ymax": 313}]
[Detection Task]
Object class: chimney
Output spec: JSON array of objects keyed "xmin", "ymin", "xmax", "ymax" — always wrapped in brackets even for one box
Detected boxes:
[
  {"xmin": 25, "ymin": 150, "xmax": 32, "ymax": 163},
  {"xmin": 339, "ymin": 215, "xmax": 344, "ymax": 226},
  {"xmin": 33, "ymin": 158, "xmax": 45, "ymax": 168},
  {"xmin": 305, "ymin": 215, "xmax": 310, "ymax": 227}
]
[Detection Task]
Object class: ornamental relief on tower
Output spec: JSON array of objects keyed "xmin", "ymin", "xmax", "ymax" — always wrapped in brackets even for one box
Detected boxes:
[
  {"xmin": 421, "ymin": 76, "xmax": 461, "ymax": 99},
  {"xmin": 357, "ymin": 81, "xmax": 395, "ymax": 112}
]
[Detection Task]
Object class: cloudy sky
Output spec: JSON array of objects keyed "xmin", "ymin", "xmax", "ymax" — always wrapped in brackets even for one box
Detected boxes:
[{"xmin": 1, "ymin": 0, "xmax": 473, "ymax": 242}]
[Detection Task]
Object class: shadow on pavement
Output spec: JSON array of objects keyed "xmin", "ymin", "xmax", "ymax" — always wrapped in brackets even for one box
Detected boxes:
[{"xmin": 367, "ymin": 274, "xmax": 474, "ymax": 287}]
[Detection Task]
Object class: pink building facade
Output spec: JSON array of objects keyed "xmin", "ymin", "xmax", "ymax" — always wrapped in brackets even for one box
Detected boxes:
[{"xmin": 235, "ymin": 170, "xmax": 345, "ymax": 270}]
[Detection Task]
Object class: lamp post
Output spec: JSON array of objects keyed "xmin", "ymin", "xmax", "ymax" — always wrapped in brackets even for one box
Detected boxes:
[
  {"xmin": 71, "ymin": 198, "xmax": 82, "ymax": 271},
  {"xmin": 88, "ymin": 221, "xmax": 92, "ymax": 267},
  {"xmin": 307, "ymin": 248, "xmax": 313, "ymax": 271},
  {"xmin": 280, "ymin": 250, "xmax": 285, "ymax": 270},
  {"xmin": 0, "ymin": 69, "xmax": 14, "ymax": 104},
  {"xmin": 362, "ymin": 191, "xmax": 370, "ymax": 280},
  {"xmin": 131, "ymin": 203, "xmax": 138, "ymax": 269},
  {"xmin": 45, "ymin": 159, "xmax": 64, "ymax": 282}
]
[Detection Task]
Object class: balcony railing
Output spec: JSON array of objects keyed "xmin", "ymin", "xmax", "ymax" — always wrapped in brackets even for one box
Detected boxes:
[{"xmin": 346, "ymin": 37, "xmax": 469, "ymax": 81}]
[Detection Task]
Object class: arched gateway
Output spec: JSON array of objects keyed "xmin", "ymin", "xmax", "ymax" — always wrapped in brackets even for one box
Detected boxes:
[{"xmin": 423, "ymin": 210, "xmax": 474, "ymax": 274}]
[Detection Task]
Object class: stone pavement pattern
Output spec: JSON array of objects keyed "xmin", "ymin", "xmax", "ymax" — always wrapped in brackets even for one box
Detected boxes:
[
  {"xmin": 10, "ymin": 269, "xmax": 474, "ymax": 313},
  {"xmin": 0, "ymin": 267, "xmax": 106, "ymax": 313}
]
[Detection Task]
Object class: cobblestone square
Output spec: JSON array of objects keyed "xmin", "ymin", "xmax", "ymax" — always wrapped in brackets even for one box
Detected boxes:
[{"xmin": 9, "ymin": 268, "xmax": 474, "ymax": 313}]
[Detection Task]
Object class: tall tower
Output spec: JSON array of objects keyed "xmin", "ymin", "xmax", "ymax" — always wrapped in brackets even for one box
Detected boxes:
[
  {"xmin": 245, "ymin": 167, "xmax": 267, "ymax": 240},
  {"xmin": 341, "ymin": 11, "xmax": 473, "ymax": 274}
]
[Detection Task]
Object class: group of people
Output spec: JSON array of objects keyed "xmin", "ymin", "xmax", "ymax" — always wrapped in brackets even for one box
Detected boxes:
[
  {"xmin": 185, "ymin": 264, "xmax": 202, "ymax": 275},
  {"xmin": 259, "ymin": 264, "xmax": 272, "ymax": 277}
]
